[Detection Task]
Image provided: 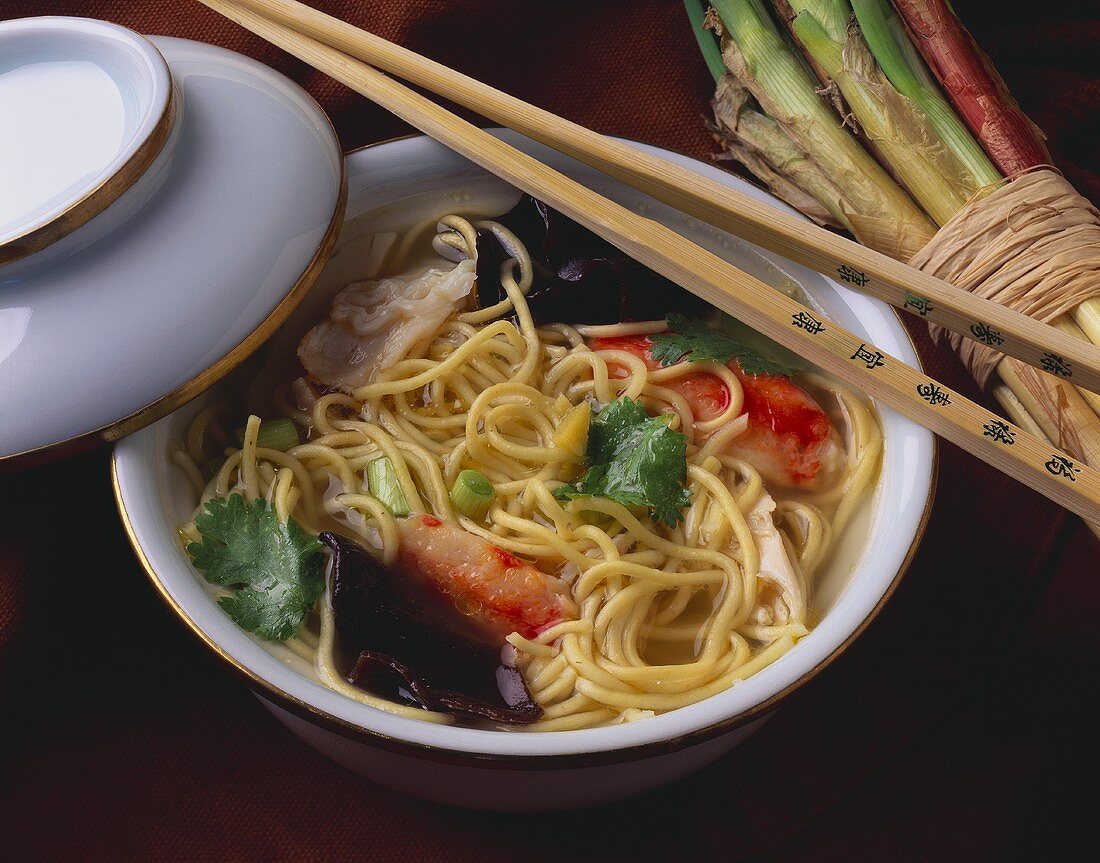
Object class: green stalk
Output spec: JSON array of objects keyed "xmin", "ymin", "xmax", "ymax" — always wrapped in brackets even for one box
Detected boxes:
[
  {"xmin": 787, "ymin": 0, "xmax": 967, "ymax": 225},
  {"xmin": 693, "ymin": 0, "xmax": 849, "ymax": 227},
  {"xmin": 710, "ymin": 0, "xmax": 935, "ymax": 260},
  {"xmin": 683, "ymin": 0, "xmax": 727, "ymax": 83},
  {"xmin": 850, "ymin": 0, "xmax": 1001, "ymax": 189},
  {"xmin": 711, "ymin": 74, "xmax": 853, "ymax": 230},
  {"xmin": 783, "ymin": 0, "xmax": 847, "ymax": 40}
]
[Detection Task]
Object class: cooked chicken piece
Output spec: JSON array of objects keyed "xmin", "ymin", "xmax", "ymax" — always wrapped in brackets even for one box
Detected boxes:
[
  {"xmin": 298, "ymin": 258, "xmax": 475, "ymax": 391},
  {"xmin": 746, "ymin": 491, "xmax": 805, "ymax": 625}
]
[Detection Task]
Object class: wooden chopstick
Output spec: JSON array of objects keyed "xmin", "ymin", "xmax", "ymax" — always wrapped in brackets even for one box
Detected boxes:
[
  {"xmin": 217, "ymin": 0, "xmax": 1100, "ymax": 399},
  {"xmin": 198, "ymin": 0, "xmax": 1100, "ymax": 524}
]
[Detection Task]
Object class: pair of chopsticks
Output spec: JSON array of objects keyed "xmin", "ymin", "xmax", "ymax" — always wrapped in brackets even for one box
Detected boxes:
[
  {"xmin": 209, "ymin": 0, "xmax": 1100, "ymax": 396},
  {"xmin": 198, "ymin": 0, "xmax": 1100, "ymax": 524}
]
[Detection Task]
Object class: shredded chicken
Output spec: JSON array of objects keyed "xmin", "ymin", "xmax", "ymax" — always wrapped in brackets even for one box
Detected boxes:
[
  {"xmin": 298, "ymin": 259, "xmax": 475, "ymax": 391},
  {"xmin": 746, "ymin": 491, "xmax": 805, "ymax": 625}
]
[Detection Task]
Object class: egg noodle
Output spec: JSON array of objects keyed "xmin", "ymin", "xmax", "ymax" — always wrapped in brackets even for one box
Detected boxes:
[{"xmin": 176, "ymin": 211, "xmax": 882, "ymax": 731}]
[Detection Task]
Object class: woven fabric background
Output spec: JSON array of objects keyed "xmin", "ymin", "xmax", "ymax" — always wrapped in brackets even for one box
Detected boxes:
[{"xmin": 1, "ymin": 2, "xmax": 1097, "ymax": 860}]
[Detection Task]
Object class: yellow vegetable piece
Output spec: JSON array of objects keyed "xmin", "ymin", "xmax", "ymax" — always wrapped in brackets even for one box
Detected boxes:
[{"xmin": 553, "ymin": 402, "xmax": 591, "ymax": 461}]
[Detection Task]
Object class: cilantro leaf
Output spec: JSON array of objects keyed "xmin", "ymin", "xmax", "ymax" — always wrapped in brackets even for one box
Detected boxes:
[
  {"xmin": 187, "ymin": 494, "xmax": 325, "ymax": 641},
  {"xmin": 650, "ymin": 313, "xmax": 803, "ymax": 377},
  {"xmin": 555, "ymin": 398, "xmax": 691, "ymax": 526}
]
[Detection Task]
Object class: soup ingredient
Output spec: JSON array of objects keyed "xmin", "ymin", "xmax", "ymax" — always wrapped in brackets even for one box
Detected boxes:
[
  {"xmin": 555, "ymin": 397, "xmax": 692, "ymax": 527},
  {"xmin": 449, "ymin": 469, "xmax": 496, "ymax": 520},
  {"xmin": 233, "ymin": 418, "xmax": 300, "ymax": 452},
  {"xmin": 590, "ymin": 328, "xmax": 840, "ymax": 488},
  {"xmin": 394, "ymin": 514, "xmax": 573, "ymax": 643},
  {"xmin": 322, "ymin": 532, "xmax": 542, "ymax": 725},
  {"xmin": 186, "ymin": 494, "xmax": 325, "ymax": 641},
  {"xmin": 590, "ymin": 332, "xmax": 732, "ymax": 422},
  {"xmin": 729, "ymin": 364, "xmax": 841, "ymax": 488},
  {"xmin": 553, "ymin": 401, "xmax": 592, "ymax": 460},
  {"xmin": 746, "ymin": 491, "xmax": 804, "ymax": 623},
  {"xmin": 366, "ymin": 457, "xmax": 410, "ymax": 517},
  {"xmin": 298, "ymin": 259, "xmax": 476, "ymax": 391},
  {"xmin": 473, "ymin": 194, "xmax": 710, "ymax": 326},
  {"xmin": 650, "ymin": 313, "xmax": 802, "ymax": 376}
]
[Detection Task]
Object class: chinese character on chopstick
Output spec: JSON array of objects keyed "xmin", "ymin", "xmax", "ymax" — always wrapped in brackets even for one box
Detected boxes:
[
  {"xmin": 1045, "ymin": 454, "xmax": 1081, "ymax": 482},
  {"xmin": 850, "ymin": 343, "xmax": 885, "ymax": 369},
  {"xmin": 836, "ymin": 265, "xmax": 869, "ymax": 286},
  {"xmin": 903, "ymin": 291, "xmax": 935, "ymax": 317},
  {"xmin": 1039, "ymin": 352, "xmax": 1073, "ymax": 378},
  {"xmin": 916, "ymin": 382, "xmax": 951, "ymax": 406},
  {"xmin": 969, "ymin": 322, "xmax": 1004, "ymax": 346},
  {"xmin": 790, "ymin": 311, "xmax": 825, "ymax": 334},
  {"xmin": 982, "ymin": 419, "xmax": 1016, "ymax": 445}
]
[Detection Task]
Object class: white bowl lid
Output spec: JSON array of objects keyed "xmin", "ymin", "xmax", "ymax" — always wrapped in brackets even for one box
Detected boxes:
[
  {"xmin": 0, "ymin": 33, "xmax": 344, "ymax": 464},
  {"xmin": 0, "ymin": 17, "xmax": 175, "ymax": 265}
]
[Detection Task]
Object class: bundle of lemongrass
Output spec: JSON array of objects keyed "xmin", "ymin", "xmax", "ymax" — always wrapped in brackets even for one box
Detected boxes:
[{"xmin": 686, "ymin": 0, "xmax": 1100, "ymax": 486}]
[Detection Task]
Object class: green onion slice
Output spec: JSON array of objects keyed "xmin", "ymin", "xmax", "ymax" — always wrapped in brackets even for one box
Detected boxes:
[
  {"xmin": 449, "ymin": 469, "xmax": 496, "ymax": 520},
  {"xmin": 234, "ymin": 418, "xmax": 300, "ymax": 452},
  {"xmin": 367, "ymin": 457, "xmax": 410, "ymax": 518}
]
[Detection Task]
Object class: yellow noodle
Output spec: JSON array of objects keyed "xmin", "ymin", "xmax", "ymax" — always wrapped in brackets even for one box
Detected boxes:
[{"xmin": 178, "ymin": 210, "xmax": 882, "ymax": 731}]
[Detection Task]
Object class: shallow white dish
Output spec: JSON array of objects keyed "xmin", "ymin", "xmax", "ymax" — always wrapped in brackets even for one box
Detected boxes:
[
  {"xmin": 0, "ymin": 35, "xmax": 344, "ymax": 464},
  {"xmin": 0, "ymin": 16, "xmax": 174, "ymax": 263},
  {"xmin": 114, "ymin": 131, "xmax": 935, "ymax": 809}
]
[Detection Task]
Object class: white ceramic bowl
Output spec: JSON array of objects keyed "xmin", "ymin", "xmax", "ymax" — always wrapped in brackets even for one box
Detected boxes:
[{"xmin": 113, "ymin": 131, "xmax": 936, "ymax": 810}]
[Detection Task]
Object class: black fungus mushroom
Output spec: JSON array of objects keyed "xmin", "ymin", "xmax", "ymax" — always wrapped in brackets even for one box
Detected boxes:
[
  {"xmin": 320, "ymin": 531, "xmax": 542, "ymax": 726},
  {"xmin": 473, "ymin": 194, "xmax": 711, "ymax": 325}
]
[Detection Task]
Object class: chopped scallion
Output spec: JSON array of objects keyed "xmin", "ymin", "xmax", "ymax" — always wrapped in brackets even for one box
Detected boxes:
[
  {"xmin": 449, "ymin": 469, "xmax": 495, "ymax": 520},
  {"xmin": 367, "ymin": 457, "xmax": 410, "ymax": 517},
  {"xmin": 234, "ymin": 418, "xmax": 300, "ymax": 452}
]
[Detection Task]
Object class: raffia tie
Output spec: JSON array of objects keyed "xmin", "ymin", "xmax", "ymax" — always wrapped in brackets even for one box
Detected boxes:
[{"xmin": 909, "ymin": 169, "xmax": 1100, "ymax": 389}]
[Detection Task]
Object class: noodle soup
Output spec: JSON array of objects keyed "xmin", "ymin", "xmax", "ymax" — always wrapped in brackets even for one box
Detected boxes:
[{"xmin": 174, "ymin": 190, "xmax": 882, "ymax": 732}]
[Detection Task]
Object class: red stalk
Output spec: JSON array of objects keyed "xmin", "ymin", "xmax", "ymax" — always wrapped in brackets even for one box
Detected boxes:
[{"xmin": 892, "ymin": 0, "xmax": 1051, "ymax": 176}]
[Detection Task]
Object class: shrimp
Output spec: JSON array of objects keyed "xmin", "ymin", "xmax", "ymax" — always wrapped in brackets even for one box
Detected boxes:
[
  {"xmin": 394, "ymin": 514, "xmax": 574, "ymax": 644},
  {"xmin": 587, "ymin": 334, "xmax": 730, "ymax": 421},
  {"xmin": 726, "ymin": 361, "xmax": 842, "ymax": 490},
  {"xmin": 588, "ymin": 332, "xmax": 841, "ymax": 490}
]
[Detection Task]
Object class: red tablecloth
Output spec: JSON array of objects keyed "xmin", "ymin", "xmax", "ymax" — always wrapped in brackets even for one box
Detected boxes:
[{"xmin": 2, "ymin": 2, "xmax": 1097, "ymax": 859}]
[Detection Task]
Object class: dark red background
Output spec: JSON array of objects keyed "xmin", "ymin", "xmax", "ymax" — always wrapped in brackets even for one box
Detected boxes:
[{"xmin": 2, "ymin": 2, "xmax": 1098, "ymax": 860}]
